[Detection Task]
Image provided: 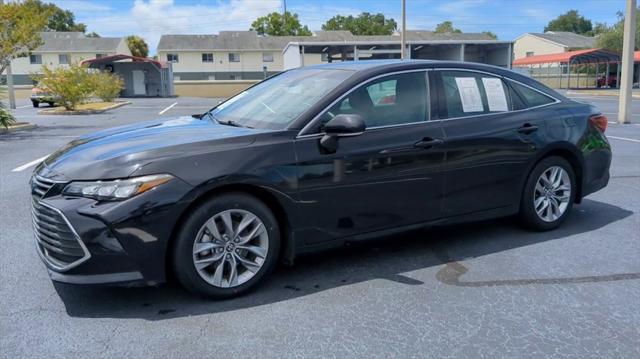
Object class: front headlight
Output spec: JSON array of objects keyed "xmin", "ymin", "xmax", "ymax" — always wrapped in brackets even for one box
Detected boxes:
[{"xmin": 62, "ymin": 174, "xmax": 174, "ymax": 200}]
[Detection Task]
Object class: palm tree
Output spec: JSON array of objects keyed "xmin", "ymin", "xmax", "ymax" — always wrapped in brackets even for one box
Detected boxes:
[{"xmin": 0, "ymin": 86, "xmax": 16, "ymax": 129}]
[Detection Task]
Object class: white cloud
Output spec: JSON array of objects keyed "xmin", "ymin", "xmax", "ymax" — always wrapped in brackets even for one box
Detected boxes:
[{"xmin": 81, "ymin": 0, "xmax": 283, "ymax": 54}]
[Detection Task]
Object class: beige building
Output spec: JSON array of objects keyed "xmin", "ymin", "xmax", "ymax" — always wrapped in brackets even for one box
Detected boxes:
[
  {"xmin": 513, "ymin": 31, "xmax": 595, "ymax": 60},
  {"xmin": 158, "ymin": 30, "xmax": 512, "ymax": 97},
  {"xmin": 2, "ymin": 32, "xmax": 130, "ymax": 86}
]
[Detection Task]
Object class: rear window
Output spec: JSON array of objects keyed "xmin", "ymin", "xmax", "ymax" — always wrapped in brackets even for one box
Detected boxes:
[{"xmin": 508, "ymin": 81, "xmax": 556, "ymax": 108}]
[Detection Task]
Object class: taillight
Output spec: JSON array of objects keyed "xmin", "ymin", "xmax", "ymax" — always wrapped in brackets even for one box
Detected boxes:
[{"xmin": 590, "ymin": 114, "xmax": 608, "ymax": 133}]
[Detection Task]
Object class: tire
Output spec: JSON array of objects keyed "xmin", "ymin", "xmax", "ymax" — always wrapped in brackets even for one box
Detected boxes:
[
  {"xmin": 32, "ymin": 100, "xmax": 39, "ymax": 108},
  {"xmin": 48, "ymin": 102, "xmax": 55, "ymax": 107},
  {"xmin": 519, "ymin": 156, "xmax": 576, "ymax": 231},
  {"xmin": 172, "ymin": 192, "xmax": 280, "ymax": 299}
]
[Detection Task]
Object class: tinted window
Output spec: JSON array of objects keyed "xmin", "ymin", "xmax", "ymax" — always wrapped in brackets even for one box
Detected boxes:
[
  {"xmin": 506, "ymin": 83, "xmax": 527, "ymax": 110},
  {"xmin": 320, "ymin": 72, "xmax": 428, "ymax": 128},
  {"xmin": 439, "ymin": 71, "xmax": 508, "ymax": 118},
  {"xmin": 209, "ymin": 68, "xmax": 353, "ymax": 130},
  {"xmin": 509, "ymin": 81, "xmax": 555, "ymax": 108}
]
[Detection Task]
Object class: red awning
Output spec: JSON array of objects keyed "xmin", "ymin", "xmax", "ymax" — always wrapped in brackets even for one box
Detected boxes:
[
  {"xmin": 513, "ymin": 48, "xmax": 621, "ymax": 66},
  {"xmin": 81, "ymin": 54, "xmax": 168, "ymax": 69}
]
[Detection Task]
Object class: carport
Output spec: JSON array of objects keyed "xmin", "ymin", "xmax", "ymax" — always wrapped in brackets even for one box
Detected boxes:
[
  {"xmin": 512, "ymin": 48, "xmax": 621, "ymax": 89},
  {"xmin": 82, "ymin": 54, "xmax": 174, "ymax": 97}
]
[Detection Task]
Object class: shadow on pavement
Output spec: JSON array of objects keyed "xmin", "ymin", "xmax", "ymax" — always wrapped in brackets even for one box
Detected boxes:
[{"xmin": 54, "ymin": 199, "xmax": 634, "ymax": 320}]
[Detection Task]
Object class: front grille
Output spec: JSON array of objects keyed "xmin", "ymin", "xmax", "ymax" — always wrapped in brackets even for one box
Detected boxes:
[
  {"xmin": 31, "ymin": 178, "xmax": 90, "ymax": 271},
  {"xmin": 31, "ymin": 175, "xmax": 56, "ymax": 199}
]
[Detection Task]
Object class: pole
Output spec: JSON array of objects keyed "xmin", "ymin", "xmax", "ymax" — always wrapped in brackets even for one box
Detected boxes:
[
  {"xmin": 618, "ymin": 0, "xmax": 637, "ymax": 124},
  {"xmin": 401, "ymin": 0, "xmax": 406, "ymax": 60}
]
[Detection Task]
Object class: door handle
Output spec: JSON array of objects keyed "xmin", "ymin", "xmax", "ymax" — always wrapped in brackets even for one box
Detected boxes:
[
  {"xmin": 414, "ymin": 138, "xmax": 444, "ymax": 149},
  {"xmin": 517, "ymin": 123, "xmax": 539, "ymax": 134}
]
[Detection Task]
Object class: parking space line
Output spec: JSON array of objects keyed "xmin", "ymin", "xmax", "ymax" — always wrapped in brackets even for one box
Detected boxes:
[
  {"xmin": 158, "ymin": 102, "xmax": 178, "ymax": 115},
  {"xmin": 607, "ymin": 136, "xmax": 640, "ymax": 143},
  {"xmin": 16, "ymin": 105, "xmax": 32, "ymax": 109},
  {"xmin": 11, "ymin": 155, "xmax": 49, "ymax": 172}
]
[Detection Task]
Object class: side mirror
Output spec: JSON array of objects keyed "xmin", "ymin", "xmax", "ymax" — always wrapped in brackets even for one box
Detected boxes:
[
  {"xmin": 319, "ymin": 114, "xmax": 366, "ymax": 153},
  {"xmin": 323, "ymin": 114, "xmax": 366, "ymax": 136}
]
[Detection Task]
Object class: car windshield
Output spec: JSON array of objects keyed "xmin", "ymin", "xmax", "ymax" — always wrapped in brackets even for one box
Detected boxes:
[{"xmin": 209, "ymin": 68, "xmax": 353, "ymax": 130}]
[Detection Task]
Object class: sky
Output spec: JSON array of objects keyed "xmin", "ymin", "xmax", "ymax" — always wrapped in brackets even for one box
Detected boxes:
[{"xmin": 49, "ymin": 0, "xmax": 628, "ymax": 54}]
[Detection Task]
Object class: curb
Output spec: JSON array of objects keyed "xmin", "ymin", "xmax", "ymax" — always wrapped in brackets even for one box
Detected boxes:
[
  {"xmin": 37, "ymin": 101, "xmax": 131, "ymax": 115},
  {"xmin": 0, "ymin": 122, "xmax": 37, "ymax": 134},
  {"xmin": 566, "ymin": 91, "xmax": 640, "ymax": 98}
]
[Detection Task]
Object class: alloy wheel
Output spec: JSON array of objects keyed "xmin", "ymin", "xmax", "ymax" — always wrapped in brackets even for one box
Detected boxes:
[
  {"xmin": 533, "ymin": 166, "xmax": 571, "ymax": 222},
  {"xmin": 192, "ymin": 209, "xmax": 268, "ymax": 288}
]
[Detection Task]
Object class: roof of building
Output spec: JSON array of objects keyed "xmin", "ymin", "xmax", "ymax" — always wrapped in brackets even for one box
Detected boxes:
[
  {"xmin": 157, "ymin": 30, "xmax": 503, "ymax": 51},
  {"xmin": 35, "ymin": 32, "xmax": 124, "ymax": 53},
  {"xmin": 522, "ymin": 31, "xmax": 596, "ymax": 49},
  {"xmin": 513, "ymin": 48, "xmax": 620, "ymax": 66}
]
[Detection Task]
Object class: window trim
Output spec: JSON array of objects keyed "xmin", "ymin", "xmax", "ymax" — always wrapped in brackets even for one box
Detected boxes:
[
  {"xmin": 166, "ymin": 53, "xmax": 179, "ymax": 63},
  {"xmin": 29, "ymin": 54, "xmax": 42, "ymax": 65},
  {"xmin": 228, "ymin": 53, "xmax": 240, "ymax": 62},
  {"xmin": 58, "ymin": 54, "xmax": 70, "ymax": 65},
  {"xmin": 297, "ymin": 69, "xmax": 432, "ymax": 138},
  {"xmin": 429, "ymin": 68, "xmax": 560, "ymax": 122},
  {"xmin": 262, "ymin": 52, "xmax": 274, "ymax": 63}
]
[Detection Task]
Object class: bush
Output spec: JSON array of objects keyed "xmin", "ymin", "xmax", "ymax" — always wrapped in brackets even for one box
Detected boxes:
[
  {"xmin": 33, "ymin": 62, "xmax": 124, "ymax": 109},
  {"xmin": 0, "ymin": 88, "xmax": 16, "ymax": 129},
  {"xmin": 35, "ymin": 63, "xmax": 94, "ymax": 110},
  {"xmin": 91, "ymin": 71, "xmax": 123, "ymax": 102}
]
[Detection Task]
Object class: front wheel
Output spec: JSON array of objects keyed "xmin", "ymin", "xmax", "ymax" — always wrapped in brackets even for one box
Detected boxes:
[
  {"xmin": 172, "ymin": 193, "xmax": 280, "ymax": 299},
  {"xmin": 519, "ymin": 156, "xmax": 576, "ymax": 231},
  {"xmin": 32, "ymin": 100, "xmax": 39, "ymax": 108}
]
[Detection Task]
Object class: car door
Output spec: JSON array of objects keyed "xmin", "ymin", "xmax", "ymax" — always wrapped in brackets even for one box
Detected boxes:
[
  {"xmin": 434, "ymin": 69, "xmax": 552, "ymax": 216},
  {"xmin": 293, "ymin": 70, "xmax": 446, "ymax": 245}
]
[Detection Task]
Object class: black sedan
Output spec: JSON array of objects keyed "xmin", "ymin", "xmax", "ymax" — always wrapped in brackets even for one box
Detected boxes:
[{"xmin": 31, "ymin": 60, "xmax": 611, "ymax": 298}]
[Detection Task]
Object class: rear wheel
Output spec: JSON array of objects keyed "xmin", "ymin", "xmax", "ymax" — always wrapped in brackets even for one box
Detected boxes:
[
  {"xmin": 520, "ymin": 156, "xmax": 576, "ymax": 231},
  {"xmin": 32, "ymin": 100, "xmax": 39, "ymax": 108},
  {"xmin": 172, "ymin": 193, "xmax": 280, "ymax": 299}
]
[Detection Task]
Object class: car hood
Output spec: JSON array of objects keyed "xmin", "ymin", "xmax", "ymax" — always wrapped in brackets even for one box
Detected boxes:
[{"xmin": 36, "ymin": 116, "xmax": 261, "ymax": 181}]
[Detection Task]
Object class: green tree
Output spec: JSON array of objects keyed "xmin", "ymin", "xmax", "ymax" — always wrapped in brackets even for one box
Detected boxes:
[
  {"xmin": 250, "ymin": 12, "xmax": 312, "ymax": 36},
  {"xmin": 595, "ymin": 9, "xmax": 640, "ymax": 52},
  {"xmin": 435, "ymin": 21, "xmax": 462, "ymax": 33},
  {"xmin": 482, "ymin": 31, "xmax": 498, "ymax": 39},
  {"xmin": 0, "ymin": 0, "xmax": 51, "ymax": 75},
  {"xmin": 544, "ymin": 10, "xmax": 593, "ymax": 35},
  {"xmin": 32, "ymin": 0, "xmax": 87, "ymax": 32},
  {"xmin": 321, "ymin": 12, "xmax": 397, "ymax": 35},
  {"xmin": 91, "ymin": 71, "xmax": 124, "ymax": 102},
  {"xmin": 126, "ymin": 35, "xmax": 149, "ymax": 58},
  {"xmin": 86, "ymin": 31, "xmax": 100, "ymax": 38}
]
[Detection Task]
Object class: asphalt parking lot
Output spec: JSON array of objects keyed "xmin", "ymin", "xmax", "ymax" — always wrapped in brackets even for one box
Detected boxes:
[{"xmin": 1, "ymin": 94, "xmax": 639, "ymax": 358}]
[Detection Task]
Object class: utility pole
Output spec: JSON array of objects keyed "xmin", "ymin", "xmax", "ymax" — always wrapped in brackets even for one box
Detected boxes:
[
  {"xmin": 618, "ymin": 0, "xmax": 637, "ymax": 124},
  {"xmin": 400, "ymin": 0, "xmax": 406, "ymax": 60}
]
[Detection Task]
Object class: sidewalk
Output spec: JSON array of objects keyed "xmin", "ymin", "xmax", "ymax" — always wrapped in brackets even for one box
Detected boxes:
[{"xmin": 565, "ymin": 89, "xmax": 640, "ymax": 98}]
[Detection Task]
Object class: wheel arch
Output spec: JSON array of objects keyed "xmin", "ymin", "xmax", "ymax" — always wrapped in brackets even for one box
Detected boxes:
[
  {"xmin": 165, "ymin": 183, "xmax": 295, "ymax": 281},
  {"xmin": 522, "ymin": 143, "xmax": 585, "ymax": 205}
]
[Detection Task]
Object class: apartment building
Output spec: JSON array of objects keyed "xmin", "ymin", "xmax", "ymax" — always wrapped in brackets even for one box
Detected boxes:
[{"xmin": 2, "ymin": 32, "xmax": 131, "ymax": 86}]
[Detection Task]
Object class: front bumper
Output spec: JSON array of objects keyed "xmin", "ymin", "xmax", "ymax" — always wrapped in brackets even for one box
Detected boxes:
[{"xmin": 31, "ymin": 176, "xmax": 193, "ymax": 286}]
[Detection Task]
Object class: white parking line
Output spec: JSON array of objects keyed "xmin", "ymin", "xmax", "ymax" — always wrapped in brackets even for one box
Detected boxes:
[
  {"xmin": 607, "ymin": 136, "xmax": 640, "ymax": 143},
  {"xmin": 158, "ymin": 102, "xmax": 178, "ymax": 115},
  {"xmin": 16, "ymin": 104, "xmax": 32, "ymax": 109},
  {"xmin": 11, "ymin": 155, "xmax": 49, "ymax": 172}
]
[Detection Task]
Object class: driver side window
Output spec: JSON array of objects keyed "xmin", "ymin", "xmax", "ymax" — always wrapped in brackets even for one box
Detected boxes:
[{"xmin": 320, "ymin": 72, "xmax": 428, "ymax": 129}]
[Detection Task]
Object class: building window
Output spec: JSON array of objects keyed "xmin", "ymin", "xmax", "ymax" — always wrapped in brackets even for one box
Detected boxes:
[
  {"xmin": 526, "ymin": 51, "xmax": 534, "ymax": 57},
  {"xmin": 229, "ymin": 74, "xmax": 241, "ymax": 80},
  {"xmin": 202, "ymin": 53, "xmax": 213, "ymax": 63},
  {"xmin": 96, "ymin": 53, "xmax": 108, "ymax": 59},
  {"xmin": 167, "ymin": 54, "xmax": 179, "ymax": 63},
  {"xmin": 29, "ymin": 54, "xmax": 42, "ymax": 64},
  {"xmin": 228, "ymin": 53, "xmax": 240, "ymax": 62},
  {"xmin": 58, "ymin": 54, "xmax": 70, "ymax": 64},
  {"xmin": 321, "ymin": 53, "xmax": 329, "ymax": 62},
  {"xmin": 262, "ymin": 52, "xmax": 274, "ymax": 62}
]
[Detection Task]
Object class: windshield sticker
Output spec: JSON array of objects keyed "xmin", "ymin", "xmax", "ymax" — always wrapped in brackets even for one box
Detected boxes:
[
  {"xmin": 455, "ymin": 77, "xmax": 484, "ymax": 112},
  {"xmin": 482, "ymin": 78, "xmax": 508, "ymax": 112}
]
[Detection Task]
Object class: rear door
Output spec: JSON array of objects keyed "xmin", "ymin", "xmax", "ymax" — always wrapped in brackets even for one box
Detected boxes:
[
  {"xmin": 435, "ymin": 69, "xmax": 554, "ymax": 216},
  {"xmin": 293, "ymin": 70, "xmax": 446, "ymax": 245}
]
